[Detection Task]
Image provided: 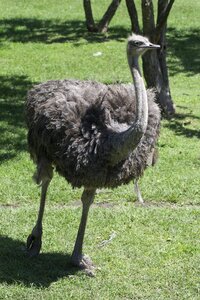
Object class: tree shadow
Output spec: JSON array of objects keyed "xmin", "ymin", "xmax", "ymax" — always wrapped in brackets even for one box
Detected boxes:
[
  {"xmin": 163, "ymin": 106, "xmax": 200, "ymax": 139},
  {"xmin": 0, "ymin": 235, "xmax": 79, "ymax": 287},
  {"xmin": 164, "ymin": 120, "xmax": 200, "ymax": 139},
  {"xmin": 0, "ymin": 18, "xmax": 128, "ymax": 45},
  {"xmin": 0, "ymin": 75, "xmax": 35, "ymax": 163},
  {"xmin": 167, "ymin": 27, "xmax": 200, "ymax": 76}
]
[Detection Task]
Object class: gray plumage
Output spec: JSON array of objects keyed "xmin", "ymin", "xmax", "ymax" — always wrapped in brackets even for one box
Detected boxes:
[
  {"xmin": 25, "ymin": 34, "xmax": 161, "ymax": 275},
  {"xmin": 26, "ymin": 81, "xmax": 160, "ymax": 188}
]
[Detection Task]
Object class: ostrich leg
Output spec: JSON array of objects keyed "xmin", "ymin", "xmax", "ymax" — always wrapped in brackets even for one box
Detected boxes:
[
  {"xmin": 71, "ymin": 188, "xmax": 96, "ymax": 275},
  {"xmin": 27, "ymin": 178, "xmax": 51, "ymax": 257},
  {"xmin": 134, "ymin": 179, "xmax": 144, "ymax": 204}
]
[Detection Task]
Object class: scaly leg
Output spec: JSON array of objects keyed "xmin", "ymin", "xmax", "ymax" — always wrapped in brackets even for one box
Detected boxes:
[
  {"xmin": 71, "ymin": 188, "xmax": 96, "ymax": 275},
  {"xmin": 134, "ymin": 179, "xmax": 144, "ymax": 204},
  {"xmin": 27, "ymin": 179, "xmax": 51, "ymax": 257}
]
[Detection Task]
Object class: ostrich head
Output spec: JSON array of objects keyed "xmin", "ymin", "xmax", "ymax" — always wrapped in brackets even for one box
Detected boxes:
[{"xmin": 127, "ymin": 34, "xmax": 160, "ymax": 57}]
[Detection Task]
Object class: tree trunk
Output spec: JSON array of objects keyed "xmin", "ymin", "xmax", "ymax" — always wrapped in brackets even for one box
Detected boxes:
[
  {"xmin": 142, "ymin": 0, "xmax": 175, "ymax": 116},
  {"xmin": 83, "ymin": 0, "xmax": 97, "ymax": 32},
  {"xmin": 98, "ymin": 0, "xmax": 121, "ymax": 33},
  {"xmin": 125, "ymin": 0, "xmax": 140, "ymax": 34},
  {"xmin": 83, "ymin": 0, "xmax": 121, "ymax": 34},
  {"xmin": 156, "ymin": 0, "xmax": 174, "ymax": 115},
  {"xmin": 155, "ymin": 0, "xmax": 175, "ymax": 42}
]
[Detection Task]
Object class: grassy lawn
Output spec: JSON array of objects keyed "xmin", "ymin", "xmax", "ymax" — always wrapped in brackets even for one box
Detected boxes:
[{"xmin": 0, "ymin": 0, "xmax": 200, "ymax": 299}]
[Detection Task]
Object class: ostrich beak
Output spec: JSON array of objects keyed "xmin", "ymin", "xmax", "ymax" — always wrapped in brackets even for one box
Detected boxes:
[{"xmin": 148, "ymin": 42, "xmax": 160, "ymax": 49}]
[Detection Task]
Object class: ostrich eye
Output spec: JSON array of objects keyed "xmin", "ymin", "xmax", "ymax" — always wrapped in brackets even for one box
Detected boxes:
[
  {"xmin": 135, "ymin": 41, "xmax": 143, "ymax": 47},
  {"xmin": 129, "ymin": 40, "xmax": 143, "ymax": 47}
]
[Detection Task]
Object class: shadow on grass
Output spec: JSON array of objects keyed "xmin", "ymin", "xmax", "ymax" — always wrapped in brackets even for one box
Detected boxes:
[
  {"xmin": 0, "ymin": 18, "xmax": 128, "ymax": 44},
  {"xmin": 163, "ymin": 106, "xmax": 200, "ymax": 139},
  {"xmin": 0, "ymin": 75, "xmax": 35, "ymax": 163},
  {"xmin": 167, "ymin": 27, "xmax": 200, "ymax": 76},
  {"xmin": 0, "ymin": 18, "xmax": 199, "ymax": 75},
  {"xmin": 0, "ymin": 235, "xmax": 79, "ymax": 287},
  {"xmin": 164, "ymin": 120, "xmax": 200, "ymax": 139}
]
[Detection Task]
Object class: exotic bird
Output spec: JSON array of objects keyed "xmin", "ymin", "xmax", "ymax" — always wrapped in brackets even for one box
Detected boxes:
[{"xmin": 26, "ymin": 34, "xmax": 161, "ymax": 275}]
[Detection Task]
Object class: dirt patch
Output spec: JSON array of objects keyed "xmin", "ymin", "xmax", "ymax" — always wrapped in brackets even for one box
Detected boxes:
[
  {"xmin": 0, "ymin": 201, "xmax": 199, "ymax": 210},
  {"xmin": 0, "ymin": 203, "xmax": 20, "ymax": 209},
  {"xmin": 134, "ymin": 200, "xmax": 200, "ymax": 209},
  {"xmin": 69, "ymin": 200, "xmax": 116, "ymax": 209}
]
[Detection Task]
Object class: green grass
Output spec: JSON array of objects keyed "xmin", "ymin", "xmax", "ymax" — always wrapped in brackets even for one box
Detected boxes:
[
  {"xmin": 0, "ymin": 205, "xmax": 199, "ymax": 299},
  {"xmin": 0, "ymin": 0, "xmax": 200, "ymax": 299}
]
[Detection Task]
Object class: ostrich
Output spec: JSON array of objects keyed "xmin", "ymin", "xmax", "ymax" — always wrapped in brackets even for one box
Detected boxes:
[{"xmin": 26, "ymin": 34, "xmax": 161, "ymax": 275}]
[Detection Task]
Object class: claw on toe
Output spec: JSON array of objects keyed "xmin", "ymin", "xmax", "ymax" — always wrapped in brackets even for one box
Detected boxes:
[
  {"xmin": 71, "ymin": 255, "xmax": 96, "ymax": 276},
  {"xmin": 26, "ymin": 234, "xmax": 42, "ymax": 257}
]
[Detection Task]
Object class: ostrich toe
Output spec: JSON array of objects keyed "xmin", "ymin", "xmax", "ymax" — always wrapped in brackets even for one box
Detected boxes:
[
  {"xmin": 26, "ymin": 227, "xmax": 42, "ymax": 257},
  {"xmin": 71, "ymin": 254, "xmax": 96, "ymax": 276}
]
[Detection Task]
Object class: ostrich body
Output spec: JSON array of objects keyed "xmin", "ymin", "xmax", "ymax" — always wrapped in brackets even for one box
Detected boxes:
[{"xmin": 26, "ymin": 34, "xmax": 160, "ymax": 275}]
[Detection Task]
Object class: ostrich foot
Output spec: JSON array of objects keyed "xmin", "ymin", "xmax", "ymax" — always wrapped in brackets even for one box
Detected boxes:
[
  {"xmin": 26, "ymin": 227, "xmax": 42, "ymax": 257},
  {"xmin": 71, "ymin": 254, "xmax": 96, "ymax": 277}
]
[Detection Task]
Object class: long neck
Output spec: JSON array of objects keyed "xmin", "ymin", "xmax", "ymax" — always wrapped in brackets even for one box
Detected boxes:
[
  {"xmin": 129, "ymin": 55, "xmax": 148, "ymax": 132},
  {"xmin": 107, "ymin": 54, "xmax": 148, "ymax": 165}
]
